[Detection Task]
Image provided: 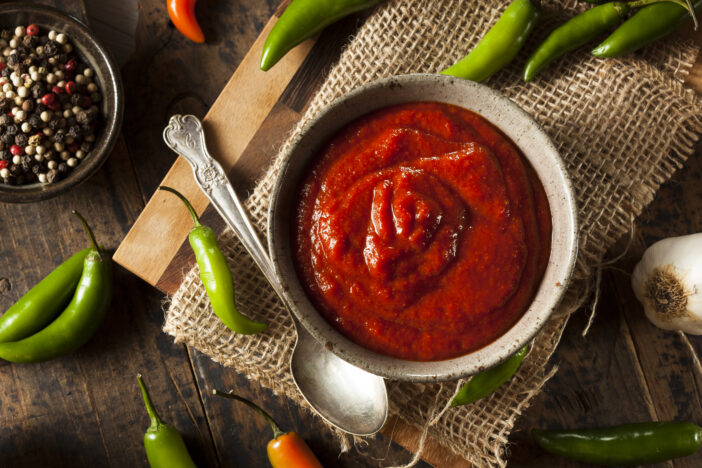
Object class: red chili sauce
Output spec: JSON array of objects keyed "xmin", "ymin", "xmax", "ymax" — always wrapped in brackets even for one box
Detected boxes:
[{"xmin": 293, "ymin": 102, "xmax": 551, "ymax": 361}]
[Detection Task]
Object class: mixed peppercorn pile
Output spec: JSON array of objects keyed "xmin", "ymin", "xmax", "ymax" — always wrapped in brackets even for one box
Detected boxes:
[{"xmin": 0, "ymin": 24, "xmax": 103, "ymax": 186}]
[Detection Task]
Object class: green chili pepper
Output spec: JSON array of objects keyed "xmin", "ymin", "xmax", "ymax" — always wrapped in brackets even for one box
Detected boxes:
[
  {"xmin": 0, "ymin": 212, "xmax": 112, "ymax": 363},
  {"xmin": 441, "ymin": 0, "xmax": 540, "ymax": 82},
  {"xmin": 261, "ymin": 0, "xmax": 383, "ymax": 71},
  {"xmin": 524, "ymin": 0, "xmax": 676, "ymax": 82},
  {"xmin": 138, "ymin": 374, "xmax": 198, "ymax": 468},
  {"xmin": 532, "ymin": 422, "xmax": 702, "ymax": 466},
  {"xmin": 451, "ymin": 345, "xmax": 528, "ymax": 407},
  {"xmin": 592, "ymin": 0, "xmax": 701, "ymax": 58},
  {"xmin": 159, "ymin": 187, "xmax": 267, "ymax": 335},
  {"xmin": 0, "ymin": 247, "xmax": 91, "ymax": 343}
]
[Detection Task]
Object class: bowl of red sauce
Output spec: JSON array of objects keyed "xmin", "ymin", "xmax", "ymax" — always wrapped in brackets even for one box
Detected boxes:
[{"xmin": 269, "ymin": 74, "xmax": 578, "ymax": 381}]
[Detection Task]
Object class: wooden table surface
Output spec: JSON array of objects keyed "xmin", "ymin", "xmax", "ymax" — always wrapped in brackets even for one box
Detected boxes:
[{"xmin": 1, "ymin": 1, "xmax": 701, "ymax": 467}]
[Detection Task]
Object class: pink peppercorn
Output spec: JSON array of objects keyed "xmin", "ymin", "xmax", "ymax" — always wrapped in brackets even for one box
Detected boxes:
[
  {"xmin": 10, "ymin": 145, "xmax": 23, "ymax": 156},
  {"xmin": 67, "ymin": 143, "xmax": 79, "ymax": 153},
  {"xmin": 47, "ymin": 101, "xmax": 61, "ymax": 112},
  {"xmin": 80, "ymin": 96, "xmax": 92, "ymax": 108},
  {"xmin": 65, "ymin": 81, "xmax": 77, "ymax": 95},
  {"xmin": 0, "ymin": 160, "xmax": 7, "ymax": 170},
  {"xmin": 52, "ymin": 85, "xmax": 64, "ymax": 95},
  {"xmin": 26, "ymin": 24, "xmax": 39, "ymax": 36},
  {"xmin": 41, "ymin": 93, "xmax": 55, "ymax": 106},
  {"xmin": 65, "ymin": 59, "xmax": 77, "ymax": 72}
]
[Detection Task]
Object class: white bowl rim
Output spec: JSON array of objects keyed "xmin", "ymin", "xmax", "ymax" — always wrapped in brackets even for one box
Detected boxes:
[{"xmin": 268, "ymin": 73, "xmax": 579, "ymax": 382}]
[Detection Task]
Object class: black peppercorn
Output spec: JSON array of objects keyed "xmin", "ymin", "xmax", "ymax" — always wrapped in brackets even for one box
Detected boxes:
[
  {"xmin": 43, "ymin": 41, "xmax": 57, "ymax": 56},
  {"xmin": 31, "ymin": 83, "xmax": 43, "ymax": 99},
  {"xmin": 67, "ymin": 125, "xmax": 81, "ymax": 139},
  {"xmin": 6, "ymin": 124, "xmax": 18, "ymax": 136},
  {"xmin": 0, "ymin": 67, "xmax": 9, "ymax": 78},
  {"xmin": 70, "ymin": 93, "xmax": 82, "ymax": 106},
  {"xmin": 28, "ymin": 114, "xmax": 41, "ymax": 129},
  {"xmin": 57, "ymin": 162, "xmax": 67, "ymax": 173},
  {"xmin": 53, "ymin": 131, "xmax": 65, "ymax": 143},
  {"xmin": 1, "ymin": 133, "xmax": 13, "ymax": 145},
  {"xmin": 48, "ymin": 118, "xmax": 60, "ymax": 130},
  {"xmin": 0, "ymin": 113, "xmax": 10, "ymax": 125},
  {"xmin": 0, "ymin": 30, "xmax": 11, "ymax": 40},
  {"xmin": 80, "ymin": 141, "xmax": 92, "ymax": 153},
  {"xmin": 14, "ymin": 133, "xmax": 28, "ymax": 147},
  {"xmin": 0, "ymin": 150, "xmax": 9, "ymax": 161},
  {"xmin": 31, "ymin": 164, "xmax": 41, "ymax": 174},
  {"xmin": 7, "ymin": 54, "xmax": 18, "ymax": 67}
]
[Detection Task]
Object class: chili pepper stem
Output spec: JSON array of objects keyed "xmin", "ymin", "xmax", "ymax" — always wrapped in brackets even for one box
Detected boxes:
[
  {"xmin": 138, "ymin": 374, "xmax": 165, "ymax": 430},
  {"xmin": 159, "ymin": 186, "xmax": 202, "ymax": 227},
  {"xmin": 213, "ymin": 389, "xmax": 285, "ymax": 439},
  {"xmin": 629, "ymin": 0, "xmax": 698, "ymax": 27},
  {"xmin": 72, "ymin": 210, "xmax": 102, "ymax": 257}
]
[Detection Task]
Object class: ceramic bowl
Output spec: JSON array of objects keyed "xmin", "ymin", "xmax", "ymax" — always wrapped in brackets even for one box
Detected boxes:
[
  {"xmin": 0, "ymin": 3, "xmax": 123, "ymax": 203},
  {"xmin": 268, "ymin": 74, "xmax": 578, "ymax": 382}
]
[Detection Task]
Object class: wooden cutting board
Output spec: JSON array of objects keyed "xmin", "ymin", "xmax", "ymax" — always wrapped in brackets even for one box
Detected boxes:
[{"xmin": 113, "ymin": 4, "xmax": 702, "ymax": 465}]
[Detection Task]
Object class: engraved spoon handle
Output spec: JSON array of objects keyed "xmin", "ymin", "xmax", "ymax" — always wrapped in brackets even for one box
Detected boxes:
[{"xmin": 162, "ymin": 114, "xmax": 283, "ymax": 298}]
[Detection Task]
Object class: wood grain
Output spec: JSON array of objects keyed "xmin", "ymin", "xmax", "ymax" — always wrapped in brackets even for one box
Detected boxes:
[
  {"xmin": 2, "ymin": 0, "xmax": 702, "ymax": 466},
  {"xmin": 113, "ymin": 17, "xmax": 315, "ymax": 286}
]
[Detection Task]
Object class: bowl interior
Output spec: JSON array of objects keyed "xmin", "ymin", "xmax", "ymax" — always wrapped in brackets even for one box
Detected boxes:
[
  {"xmin": 269, "ymin": 74, "xmax": 578, "ymax": 381},
  {"xmin": 0, "ymin": 3, "xmax": 123, "ymax": 203}
]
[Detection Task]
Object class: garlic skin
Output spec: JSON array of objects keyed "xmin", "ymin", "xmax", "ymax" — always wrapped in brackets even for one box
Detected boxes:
[{"xmin": 631, "ymin": 233, "xmax": 702, "ymax": 335}]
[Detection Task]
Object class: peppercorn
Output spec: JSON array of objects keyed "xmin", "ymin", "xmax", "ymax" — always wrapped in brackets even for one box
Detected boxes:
[
  {"xmin": 69, "ymin": 92, "xmax": 81, "ymax": 105},
  {"xmin": 67, "ymin": 125, "xmax": 81, "ymax": 139},
  {"xmin": 6, "ymin": 124, "xmax": 18, "ymax": 136},
  {"xmin": 26, "ymin": 24, "xmax": 39, "ymax": 36},
  {"xmin": 7, "ymin": 54, "xmax": 18, "ymax": 67},
  {"xmin": 1, "ymin": 134, "xmax": 12, "ymax": 145},
  {"xmin": 0, "ymin": 150, "xmax": 9, "ymax": 161},
  {"xmin": 53, "ymin": 130, "xmax": 65, "ymax": 143},
  {"xmin": 80, "ymin": 141, "xmax": 92, "ymax": 153},
  {"xmin": 46, "ymin": 168, "xmax": 57, "ymax": 183},
  {"xmin": 57, "ymin": 162, "xmax": 67, "ymax": 173},
  {"xmin": 42, "ymin": 41, "xmax": 57, "ymax": 57},
  {"xmin": 0, "ymin": 115, "xmax": 9, "ymax": 126},
  {"xmin": 21, "ymin": 100, "xmax": 33, "ymax": 112},
  {"xmin": 28, "ymin": 114, "xmax": 40, "ymax": 129},
  {"xmin": 14, "ymin": 134, "xmax": 27, "ymax": 147}
]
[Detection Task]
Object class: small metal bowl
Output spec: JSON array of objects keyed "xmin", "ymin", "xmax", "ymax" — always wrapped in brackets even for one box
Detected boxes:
[
  {"xmin": 269, "ymin": 74, "xmax": 578, "ymax": 382},
  {"xmin": 0, "ymin": 3, "xmax": 123, "ymax": 203}
]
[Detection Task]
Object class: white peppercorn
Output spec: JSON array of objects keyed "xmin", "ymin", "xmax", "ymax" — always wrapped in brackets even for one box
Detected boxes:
[
  {"xmin": 37, "ymin": 172, "xmax": 46, "ymax": 183},
  {"xmin": 40, "ymin": 111, "xmax": 51, "ymax": 122},
  {"xmin": 47, "ymin": 160, "xmax": 56, "ymax": 170},
  {"xmin": 14, "ymin": 26, "xmax": 25, "ymax": 37},
  {"xmin": 20, "ymin": 122, "xmax": 30, "ymax": 133},
  {"xmin": 0, "ymin": 167, "xmax": 8, "ymax": 179},
  {"xmin": 54, "ymin": 142, "xmax": 64, "ymax": 151},
  {"xmin": 48, "ymin": 30, "xmax": 57, "ymax": 40},
  {"xmin": 75, "ymin": 74, "xmax": 86, "ymax": 85},
  {"xmin": 55, "ymin": 33, "xmax": 67, "ymax": 44},
  {"xmin": 66, "ymin": 157, "xmax": 77, "ymax": 167},
  {"xmin": 11, "ymin": 155, "xmax": 20, "ymax": 164},
  {"xmin": 36, "ymin": 145, "xmax": 44, "ymax": 155}
]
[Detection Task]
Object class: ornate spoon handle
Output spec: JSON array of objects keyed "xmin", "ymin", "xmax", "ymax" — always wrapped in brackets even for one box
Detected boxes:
[{"xmin": 162, "ymin": 114, "xmax": 282, "ymax": 297}]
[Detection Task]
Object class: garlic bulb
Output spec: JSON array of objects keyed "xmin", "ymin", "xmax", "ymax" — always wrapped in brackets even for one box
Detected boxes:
[{"xmin": 632, "ymin": 233, "xmax": 702, "ymax": 334}]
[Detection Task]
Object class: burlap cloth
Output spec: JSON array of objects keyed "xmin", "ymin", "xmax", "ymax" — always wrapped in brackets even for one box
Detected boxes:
[{"xmin": 165, "ymin": 0, "xmax": 702, "ymax": 466}]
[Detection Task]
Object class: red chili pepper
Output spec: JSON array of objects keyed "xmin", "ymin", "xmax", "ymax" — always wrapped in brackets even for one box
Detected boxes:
[
  {"xmin": 213, "ymin": 390, "xmax": 323, "ymax": 468},
  {"xmin": 167, "ymin": 0, "xmax": 205, "ymax": 43},
  {"xmin": 26, "ymin": 24, "xmax": 39, "ymax": 36}
]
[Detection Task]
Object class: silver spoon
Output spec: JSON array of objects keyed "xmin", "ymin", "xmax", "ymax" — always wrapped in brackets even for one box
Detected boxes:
[{"xmin": 163, "ymin": 114, "xmax": 388, "ymax": 436}]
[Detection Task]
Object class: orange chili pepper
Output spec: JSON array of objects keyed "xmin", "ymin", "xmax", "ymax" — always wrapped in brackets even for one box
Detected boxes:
[
  {"xmin": 213, "ymin": 389, "xmax": 323, "ymax": 468},
  {"xmin": 167, "ymin": 0, "xmax": 205, "ymax": 43}
]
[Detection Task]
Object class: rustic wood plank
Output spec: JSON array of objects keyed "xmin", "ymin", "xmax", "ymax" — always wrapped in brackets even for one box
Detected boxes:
[
  {"xmin": 114, "ymin": 12, "xmax": 315, "ymax": 287},
  {"xmin": 0, "ymin": 135, "xmax": 219, "ymax": 467}
]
